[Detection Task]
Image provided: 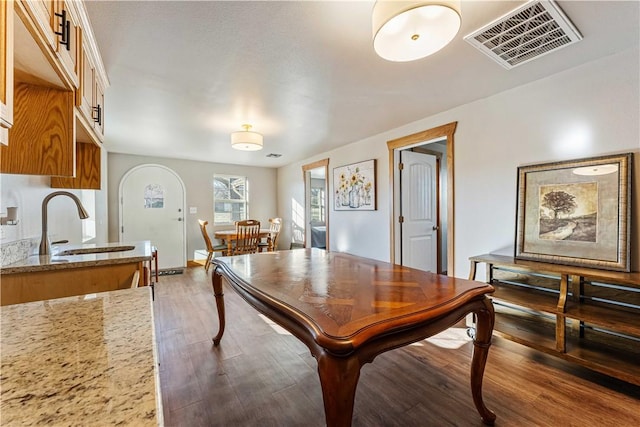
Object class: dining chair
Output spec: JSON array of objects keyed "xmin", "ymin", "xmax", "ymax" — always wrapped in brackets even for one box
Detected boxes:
[
  {"xmin": 232, "ymin": 219, "xmax": 261, "ymax": 255},
  {"xmin": 198, "ymin": 219, "xmax": 228, "ymax": 272},
  {"xmin": 258, "ymin": 217, "xmax": 282, "ymax": 252}
]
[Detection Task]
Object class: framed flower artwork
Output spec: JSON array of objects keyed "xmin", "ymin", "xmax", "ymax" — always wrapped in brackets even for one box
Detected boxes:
[{"xmin": 333, "ymin": 159, "xmax": 376, "ymax": 211}]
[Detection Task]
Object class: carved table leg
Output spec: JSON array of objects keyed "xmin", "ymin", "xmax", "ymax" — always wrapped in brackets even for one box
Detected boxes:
[
  {"xmin": 470, "ymin": 297, "xmax": 496, "ymax": 425},
  {"xmin": 211, "ymin": 268, "xmax": 226, "ymax": 346},
  {"xmin": 316, "ymin": 351, "xmax": 361, "ymax": 427}
]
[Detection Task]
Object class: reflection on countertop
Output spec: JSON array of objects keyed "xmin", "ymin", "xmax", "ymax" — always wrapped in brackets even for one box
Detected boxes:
[
  {"xmin": 0, "ymin": 287, "xmax": 162, "ymax": 426},
  {"xmin": 1, "ymin": 241, "xmax": 154, "ymax": 275}
]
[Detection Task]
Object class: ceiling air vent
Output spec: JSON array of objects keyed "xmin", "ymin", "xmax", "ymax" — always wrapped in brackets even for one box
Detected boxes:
[{"xmin": 464, "ymin": 0, "xmax": 582, "ymax": 69}]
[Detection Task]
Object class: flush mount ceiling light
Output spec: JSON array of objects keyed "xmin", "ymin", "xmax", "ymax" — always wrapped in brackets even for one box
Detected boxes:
[
  {"xmin": 231, "ymin": 124, "xmax": 263, "ymax": 151},
  {"xmin": 372, "ymin": 0, "xmax": 461, "ymax": 62}
]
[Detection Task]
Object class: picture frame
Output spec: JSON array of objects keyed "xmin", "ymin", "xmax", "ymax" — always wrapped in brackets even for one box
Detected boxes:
[
  {"xmin": 333, "ymin": 159, "xmax": 376, "ymax": 211},
  {"xmin": 515, "ymin": 153, "xmax": 632, "ymax": 272}
]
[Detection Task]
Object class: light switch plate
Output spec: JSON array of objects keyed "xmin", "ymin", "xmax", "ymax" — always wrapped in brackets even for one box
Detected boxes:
[{"xmin": 189, "ymin": 207, "xmax": 197, "ymax": 214}]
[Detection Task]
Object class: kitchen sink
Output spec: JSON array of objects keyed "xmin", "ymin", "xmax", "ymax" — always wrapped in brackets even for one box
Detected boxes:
[{"xmin": 56, "ymin": 245, "xmax": 136, "ymax": 256}]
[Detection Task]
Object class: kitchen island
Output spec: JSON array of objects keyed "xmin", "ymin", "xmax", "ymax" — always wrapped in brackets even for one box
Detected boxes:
[
  {"xmin": 0, "ymin": 287, "xmax": 162, "ymax": 425},
  {"xmin": 0, "ymin": 241, "xmax": 154, "ymax": 305}
]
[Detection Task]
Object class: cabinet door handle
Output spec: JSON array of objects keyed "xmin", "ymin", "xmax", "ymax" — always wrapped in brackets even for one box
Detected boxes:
[
  {"xmin": 54, "ymin": 10, "xmax": 66, "ymax": 38},
  {"xmin": 64, "ymin": 20, "xmax": 71, "ymax": 51},
  {"xmin": 54, "ymin": 10, "xmax": 70, "ymax": 50},
  {"xmin": 93, "ymin": 105, "xmax": 102, "ymax": 126}
]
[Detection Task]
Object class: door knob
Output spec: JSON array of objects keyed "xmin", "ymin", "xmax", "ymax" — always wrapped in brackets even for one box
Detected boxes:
[
  {"xmin": 432, "ymin": 225, "xmax": 439, "ymax": 231},
  {"xmin": 178, "ymin": 218, "xmax": 183, "ymax": 221}
]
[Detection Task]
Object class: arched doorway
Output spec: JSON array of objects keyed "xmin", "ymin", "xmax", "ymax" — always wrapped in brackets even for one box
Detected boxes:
[{"xmin": 119, "ymin": 164, "xmax": 187, "ymax": 269}]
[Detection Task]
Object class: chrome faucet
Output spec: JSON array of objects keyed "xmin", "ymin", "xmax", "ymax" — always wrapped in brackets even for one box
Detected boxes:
[{"xmin": 39, "ymin": 191, "xmax": 90, "ymax": 256}]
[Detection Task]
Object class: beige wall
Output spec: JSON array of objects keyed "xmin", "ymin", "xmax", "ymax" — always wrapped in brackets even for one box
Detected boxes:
[
  {"xmin": 276, "ymin": 48, "xmax": 640, "ymax": 277},
  {"xmin": 3, "ymin": 48, "xmax": 638, "ymax": 276},
  {"xmin": 107, "ymin": 153, "xmax": 277, "ymax": 263}
]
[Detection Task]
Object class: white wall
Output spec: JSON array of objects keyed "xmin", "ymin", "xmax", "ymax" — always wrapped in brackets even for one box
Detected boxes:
[
  {"xmin": 0, "ymin": 145, "xmax": 109, "ymax": 249},
  {"xmin": 277, "ymin": 48, "xmax": 640, "ymax": 278},
  {"xmin": 107, "ymin": 153, "xmax": 277, "ymax": 261}
]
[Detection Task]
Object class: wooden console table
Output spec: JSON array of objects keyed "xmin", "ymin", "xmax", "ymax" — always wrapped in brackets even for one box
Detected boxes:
[
  {"xmin": 469, "ymin": 253, "xmax": 640, "ymax": 386},
  {"xmin": 211, "ymin": 249, "xmax": 497, "ymax": 426}
]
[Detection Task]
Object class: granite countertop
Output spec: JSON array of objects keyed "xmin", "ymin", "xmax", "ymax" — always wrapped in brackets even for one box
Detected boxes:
[
  {"xmin": 1, "ymin": 241, "xmax": 154, "ymax": 275},
  {"xmin": 0, "ymin": 287, "xmax": 163, "ymax": 426}
]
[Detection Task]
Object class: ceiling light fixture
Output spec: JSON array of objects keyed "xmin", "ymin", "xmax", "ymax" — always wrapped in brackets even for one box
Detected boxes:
[
  {"xmin": 372, "ymin": 0, "xmax": 461, "ymax": 62},
  {"xmin": 231, "ymin": 124, "xmax": 263, "ymax": 151},
  {"xmin": 573, "ymin": 164, "xmax": 618, "ymax": 176}
]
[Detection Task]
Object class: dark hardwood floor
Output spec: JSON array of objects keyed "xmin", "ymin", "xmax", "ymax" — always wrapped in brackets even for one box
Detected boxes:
[{"xmin": 153, "ymin": 265, "xmax": 640, "ymax": 426}]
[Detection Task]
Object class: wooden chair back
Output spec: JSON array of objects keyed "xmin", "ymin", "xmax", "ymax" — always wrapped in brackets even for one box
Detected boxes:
[
  {"xmin": 233, "ymin": 219, "xmax": 261, "ymax": 255},
  {"xmin": 198, "ymin": 219, "xmax": 227, "ymax": 271},
  {"xmin": 268, "ymin": 217, "xmax": 282, "ymax": 250},
  {"xmin": 198, "ymin": 219, "xmax": 215, "ymax": 271},
  {"xmin": 198, "ymin": 219, "xmax": 214, "ymax": 253}
]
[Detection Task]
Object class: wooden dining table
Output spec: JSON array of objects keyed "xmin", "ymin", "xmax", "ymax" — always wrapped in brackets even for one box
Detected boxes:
[
  {"xmin": 213, "ymin": 228, "xmax": 271, "ymax": 254},
  {"xmin": 210, "ymin": 249, "xmax": 497, "ymax": 426}
]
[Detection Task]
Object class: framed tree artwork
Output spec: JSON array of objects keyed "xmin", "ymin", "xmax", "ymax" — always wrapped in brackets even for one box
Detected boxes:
[{"xmin": 515, "ymin": 153, "xmax": 632, "ymax": 272}]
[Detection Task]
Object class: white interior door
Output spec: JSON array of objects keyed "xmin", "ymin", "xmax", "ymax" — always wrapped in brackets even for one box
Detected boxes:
[
  {"xmin": 401, "ymin": 150, "xmax": 438, "ymax": 272},
  {"xmin": 120, "ymin": 164, "xmax": 186, "ymax": 270}
]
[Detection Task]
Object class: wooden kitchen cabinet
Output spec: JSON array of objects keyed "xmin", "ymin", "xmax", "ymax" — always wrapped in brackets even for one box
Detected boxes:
[
  {"xmin": 94, "ymin": 75, "xmax": 105, "ymax": 138},
  {"xmin": 51, "ymin": 140, "xmax": 101, "ymax": 189},
  {"xmin": 1, "ymin": 261, "xmax": 144, "ymax": 306},
  {"xmin": 0, "ymin": 82, "xmax": 74, "ymax": 176},
  {"xmin": 1, "ymin": 0, "xmax": 14, "ymax": 145},
  {"xmin": 21, "ymin": 0, "xmax": 80, "ymax": 88},
  {"xmin": 77, "ymin": 38, "xmax": 94, "ymax": 124},
  {"xmin": 22, "ymin": 0, "xmax": 56, "ymax": 48},
  {"xmin": 54, "ymin": 0, "xmax": 81, "ymax": 88},
  {"xmin": 6, "ymin": 0, "xmax": 107, "ymax": 184},
  {"xmin": 76, "ymin": 38, "xmax": 104, "ymax": 142}
]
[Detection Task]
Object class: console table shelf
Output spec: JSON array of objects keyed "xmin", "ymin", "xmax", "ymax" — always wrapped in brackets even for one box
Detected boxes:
[
  {"xmin": 470, "ymin": 254, "xmax": 640, "ymax": 386},
  {"xmin": 492, "ymin": 282, "xmax": 559, "ymax": 313},
  {"xmin": 564, "ymin": 302, "xmax": 640, "ymax": 336}
]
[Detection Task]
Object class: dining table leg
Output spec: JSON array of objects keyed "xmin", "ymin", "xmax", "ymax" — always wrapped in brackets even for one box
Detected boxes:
[
  {"xmin": 211, "ymin": 268, "xmax": 226, "ymax": 345},
  {"xmin": 316, "ymin": 351, "xmax": 361, "ymax": 427},
  {"xmin": 470, "ymin": 297, "xmax": 496, "ymax": 425}
]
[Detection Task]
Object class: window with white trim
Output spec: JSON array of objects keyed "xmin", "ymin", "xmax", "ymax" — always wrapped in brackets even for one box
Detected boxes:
[{"xmin": 213, "ymin": 175, "xmax": 248, "ymax": 225}]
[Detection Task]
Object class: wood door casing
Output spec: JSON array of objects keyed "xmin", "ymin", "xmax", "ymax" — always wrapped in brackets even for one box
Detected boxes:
[
  {"xmin": 301, "ymin": 158, "xmax": 329, "ymax": 250},
  {"xmin": 387, "ymin": 122, "xmax": 457, "ymax": 275}
]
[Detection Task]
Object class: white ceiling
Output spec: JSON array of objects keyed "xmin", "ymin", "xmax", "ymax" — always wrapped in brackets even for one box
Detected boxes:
[{"xmin": 84, "ymin": 1, "xmax": 640, "ymax": 168}]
